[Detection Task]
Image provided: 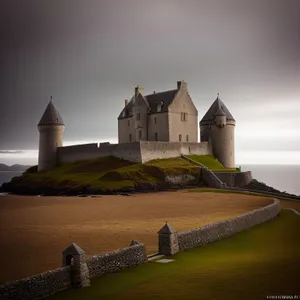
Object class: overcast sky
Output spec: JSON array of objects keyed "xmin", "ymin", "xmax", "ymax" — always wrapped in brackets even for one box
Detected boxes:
[{"xmin": 0, "ymin": 0, "xmax": 299, "ymax": 165}]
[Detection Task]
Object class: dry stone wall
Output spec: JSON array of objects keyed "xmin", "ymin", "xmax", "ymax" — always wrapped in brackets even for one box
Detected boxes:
[
  {"xmin": 87, "ymin": 244, "xmax": 147, "ymax": 278},
  {"xmin": 0, "ymin": 243, "xmax": 147, "ymax": 300},
  {"xmin": 178, "ymin": 199, "xmax": 280, "ymax": 251},
  {"xmin": 0, "ymin": 266, "xmax": 71, "ymax": 300}
]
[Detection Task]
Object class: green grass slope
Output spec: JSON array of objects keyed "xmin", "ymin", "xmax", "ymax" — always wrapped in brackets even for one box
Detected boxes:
[
  {"xmin": 4, "ymin": 156, "xmax": 201, "ymax": 194},
  {"xmin": 186, "ymin": 155, "xmax": 238, "ymax": 172},
  {"xmin": 49, "ymin": 209, "xmax": 300, "ymax": 300}
]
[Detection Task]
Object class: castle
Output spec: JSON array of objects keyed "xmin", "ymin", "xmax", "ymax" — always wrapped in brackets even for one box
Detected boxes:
[{"xmin": 37, "ymin": 80, "xmax": 235, "ymax": 172}]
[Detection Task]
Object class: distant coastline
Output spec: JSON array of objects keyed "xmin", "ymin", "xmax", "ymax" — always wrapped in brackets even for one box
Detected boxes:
[{"xmin": 0, "ymin": 163, "xmax": 32, "ymax": 172}]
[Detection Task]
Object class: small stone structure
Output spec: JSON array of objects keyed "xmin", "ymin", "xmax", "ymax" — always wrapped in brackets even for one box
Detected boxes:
[
  {"xmin": 62, "ymin": 243, "xmax": 91, "ymax": 288},
  {"xmin": 158, "ymin": 223, "xmax": 179, "ymax": 255}
]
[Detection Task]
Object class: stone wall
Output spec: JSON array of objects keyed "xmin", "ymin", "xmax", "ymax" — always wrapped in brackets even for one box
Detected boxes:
[
  {"xmin": 57, "ymin": 142, "xmax": 142, "ymax": 165},
  {"xmin": 87, "ymin": 243, "xmax": 147, "ymax": 278},
  {"xmin": 177, "ymin": 199, "xmax": 280, "ymax": 251},
  {"xmin": 0, "ymin": 266, "xmax": 71, "ymax": 300},
  {"xmin": 213, "ymin": 171, "xmax": 253, "ymax": 188},
  {"xmin": 56, "ymin": 141, "xmax": 211, "ymax": 166},
  {"xmin": 181, "ymin": 155, "xmax": 226, "ymax": 188},
  {"xmin": 139, "ymin": 141, "xmax": 211, "ymax": 163},
  {"xmin": 0, "ymin": 242, "xmax": 147, "ymax": 300},
  {"xmin": 201, "ymin": 167, "xmax": 227, "ymax": 188}
]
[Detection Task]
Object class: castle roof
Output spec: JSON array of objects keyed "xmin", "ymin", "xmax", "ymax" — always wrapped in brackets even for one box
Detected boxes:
[
  {"xmin": 200, "ymin": 96, "xmax": 235, "ymax": 124},
  {"xmin": 38, "ymin": 100, "xmax": 65, "ymax": 126},
  {"xmin": 118, "ymin": 89, "xmax": 178, "ymax": 119},
  {"xmin": 157, "ymin": 223, "xmax": 177, "ymax": 234},
  {"xmin": 62, "ymin": 243, "xmax": 85, "ymax": 255}
]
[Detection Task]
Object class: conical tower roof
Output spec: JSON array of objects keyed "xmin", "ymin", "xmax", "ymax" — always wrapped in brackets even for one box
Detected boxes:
[
  {"xmin": 200, "ymin": 95, "xmax": 235, "ymax": 124},
  {"xmin": 38, "ymin": 99, "xmax": 64, "ymax": 126}
]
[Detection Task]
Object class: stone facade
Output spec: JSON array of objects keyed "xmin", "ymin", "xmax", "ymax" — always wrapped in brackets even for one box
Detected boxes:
[{"xmin": 118, "ymin": 81, "xmax": 198, "ymax": 144}]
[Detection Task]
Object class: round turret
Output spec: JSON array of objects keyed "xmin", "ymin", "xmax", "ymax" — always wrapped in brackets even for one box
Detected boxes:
[
  {"xmin": 199, "ymin": 95, "xmax": 235, "ymax": 168},
  {"xmin": 37, "ymin": 98, "xmax": 65, "ymax": 172},
  {"xmin": 214, "ymin": 107, "xmax": 227, "ymax": 127}
]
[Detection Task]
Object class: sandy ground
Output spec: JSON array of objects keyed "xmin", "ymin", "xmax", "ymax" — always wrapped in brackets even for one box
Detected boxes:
[{"xmin": 0, "ymin": 191, "xmax": 272, "ymax": 283}]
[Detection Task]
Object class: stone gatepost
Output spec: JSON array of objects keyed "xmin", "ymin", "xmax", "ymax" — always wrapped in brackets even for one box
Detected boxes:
[
  {"xmin": 158, "ymin": 223, "xmax": 179, "ymax": 256},
  {"xmin": 62, "ymin": 243, "xmax": 91, "ymax": 288}
]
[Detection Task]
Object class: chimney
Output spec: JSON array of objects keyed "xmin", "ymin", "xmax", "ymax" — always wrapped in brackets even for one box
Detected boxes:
[
  {"xmin": 153, "ymin": 91, "xmax": 156, "ymax": 94},
  {"xmin": 135, "ymin": 86, "xmax": 139, "ymax": 97},
  {"xmin": 177, "ymin": 80, "xmax": 186, "ymax": 90},
  {"xmin": 125, "ymin": 99, "xmax": 128, "ymax": 107}
]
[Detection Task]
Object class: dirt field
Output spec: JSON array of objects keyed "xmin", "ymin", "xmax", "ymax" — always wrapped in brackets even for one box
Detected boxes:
[{"xmin": 0, "ymin": 191, "xmax": 272, "ymax": 283}]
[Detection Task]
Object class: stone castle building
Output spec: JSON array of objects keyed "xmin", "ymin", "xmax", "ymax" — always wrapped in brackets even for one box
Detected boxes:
[{"xmin": 37, "ymin": 80, "xmax": 235, "ymax": 172}]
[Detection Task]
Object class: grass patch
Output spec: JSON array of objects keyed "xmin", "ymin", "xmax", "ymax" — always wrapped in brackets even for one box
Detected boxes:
[
  {"xmin": 8, "ymin": 156, "xmax": 200, "ymax": 193},
  {"xmin": 49, "ymin": 209, "xmax": 300, "ymax": 300},
  {"xmin": 186, "ymin": 155, "xmax": 238, "ymax": 172}
]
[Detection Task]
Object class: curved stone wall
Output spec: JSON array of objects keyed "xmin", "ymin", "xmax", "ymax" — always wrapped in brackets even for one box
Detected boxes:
[
  {"xmin": 178, "ymin": 199, "xmax": 281, "ymax": 251},
  {"xmin": 0, "ymin": 266, "xmax": 71, "ymax": 300}
]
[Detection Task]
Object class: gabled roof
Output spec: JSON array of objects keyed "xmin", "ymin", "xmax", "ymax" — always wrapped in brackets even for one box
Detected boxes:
[
  {"xmin": 38, "ymin": 100, "xmax": 64, "ymax": 126},
  {"xmin": 62, "ymin": 243, "xmax": 85, "ymax": 255},
  {"xmin": 200, "ymin": 96, "xmax": 235, "ymax": 123},
  {"xmin": 145, "ymin": 89, "xmax": 178, "ymax": 114},
  {"xmin": 157, "ymin": 223, "xmax": 177, "ymax": 234},
  {"xmin": 118, "ymin": 89, "xmax": 178, "ymax": 119}
]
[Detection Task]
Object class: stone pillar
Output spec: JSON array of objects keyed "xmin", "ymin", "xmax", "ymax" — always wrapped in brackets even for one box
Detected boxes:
[
  {"xmin": 158, "ymin": 223, "xmax": 179, "ymax": 256},
  {"xmin": 62, "ymin": 243, "xmax": 91, "ymax": 288}
]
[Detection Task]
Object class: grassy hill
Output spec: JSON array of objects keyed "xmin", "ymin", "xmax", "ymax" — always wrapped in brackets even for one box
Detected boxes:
[
  {"xmin": 186, "ymin": 155, "xmax": 238, "ymax": 171},
  {"xmin": 1, "ymin": 155, "xmax": 237, "ymax": 195}
]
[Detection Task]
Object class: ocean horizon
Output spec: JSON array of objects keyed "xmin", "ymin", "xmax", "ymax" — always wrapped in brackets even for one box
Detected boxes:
[{"xmin": 0, "ymin": 164, "xmax": 299, "ymax": 196}]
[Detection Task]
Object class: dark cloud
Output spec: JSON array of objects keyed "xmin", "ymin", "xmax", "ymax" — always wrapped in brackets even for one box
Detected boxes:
[{"xmin": 0, "ymin": 0, "xmax": 299, "ymax": 152}]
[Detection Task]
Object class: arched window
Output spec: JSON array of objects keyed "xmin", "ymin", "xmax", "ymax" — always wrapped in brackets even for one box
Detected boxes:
[
  {"xmin": 186, "ymin": 135, "xmax": 189, "ymax": 142},
  {"xmin": 179, "ymin": 134, "xmax": 182, "ymax": 142},
  {"xmin": 129, "ymin": 133, "xmax": 132, "ymax": 142},
  {"xmin": 155, "ymin": 132, "xmax": 158, "ymax": 141}
]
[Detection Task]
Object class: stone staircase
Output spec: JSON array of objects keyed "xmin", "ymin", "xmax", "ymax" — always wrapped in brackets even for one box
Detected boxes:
[{"xmin": 181, "ymin": 155, "xmax": 227, "ymax": 189}]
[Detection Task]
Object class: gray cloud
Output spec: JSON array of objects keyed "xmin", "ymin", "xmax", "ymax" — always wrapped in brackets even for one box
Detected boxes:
[{"xmin": 0, "ymin": 0, "xmax": 299, "ymax": 152}]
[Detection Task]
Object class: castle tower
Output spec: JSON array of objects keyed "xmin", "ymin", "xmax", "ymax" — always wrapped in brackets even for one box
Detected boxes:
[
  {"xmin": 37, "ymin": 98, "xmax": 65, "ymax": 172},
  {"xmin": 199, "ymin": 95, "xmax": 235, "ymax": 168}
]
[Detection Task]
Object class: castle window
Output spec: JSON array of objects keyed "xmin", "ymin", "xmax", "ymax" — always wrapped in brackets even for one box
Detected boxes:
[
  {"xmin": 139, "ymin": 130, "xmax": 142, "ymax": 139},
  {"xmin": 155, "ymin": 132, "xmax": 158, "ymax": 141},
  {"xmin": 128, "ymin": 120, "xmax": 130, "ymax": 126},
  {"xmin": 154, "ymin": 117, "xmax": 157, "ymax": 124},
  {"xmin": 129, "ymin": 133, "xmax": 132, "ymax": 142},
  {"xmin": 179, "ymin": 134, "xmax": 182, "ymax": 142},
  {"xmin": 157, "ymin": 105, "xmax": 162, "ymax": 112},
  {"xmin": 186, "ymin": 135, "xmax": 189, "ymax": 142},
  {"xmin": 181, "ymin": 112, "xmax": 188, "ymax": 121},
  {"xmin": 137, "ymin": 113, "xmax": 140, "ymax": 121}
]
